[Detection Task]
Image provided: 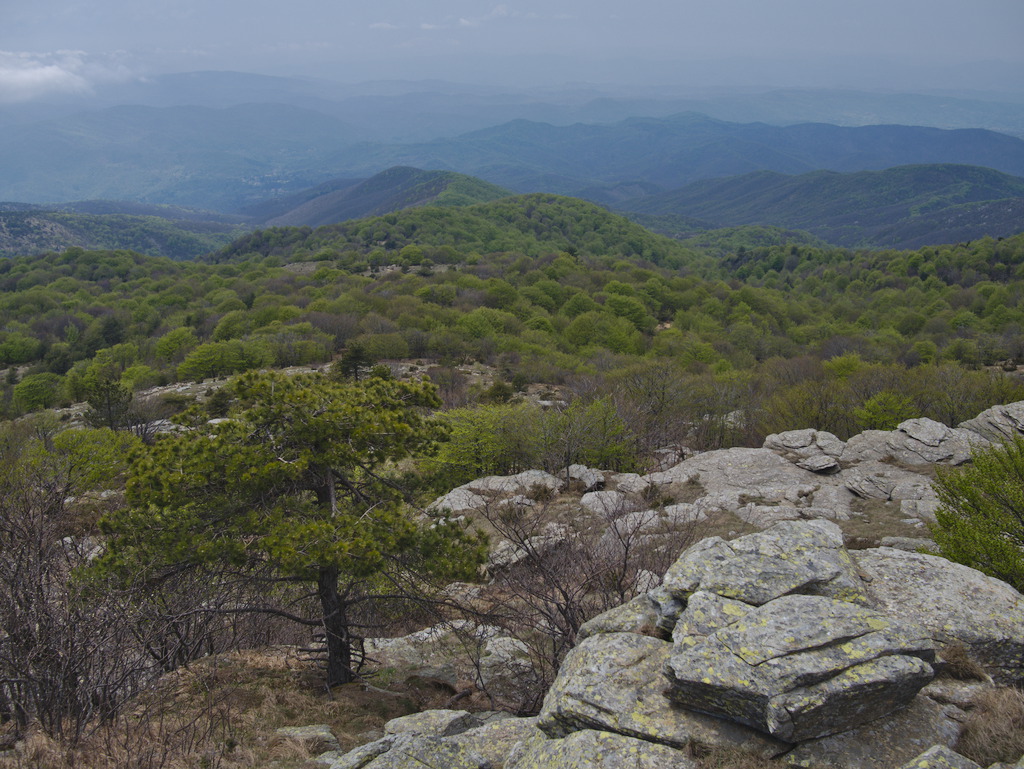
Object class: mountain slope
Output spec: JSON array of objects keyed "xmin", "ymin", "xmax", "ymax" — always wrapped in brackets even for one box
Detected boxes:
[
  {"xmin": 0, "ymin": 208, "xmax": 246, "ymax": 259},
  {"xmin": 322, "ymin": 114, "xmax": 1024, "ymax": 194},
  {"xmin": 215, "ymin": 193, "xmax": 710, "ymax": 271},
  {"xmin": 621, "ymin": 164, "xmax": 1024, "ymax": 249},
  {"xmin": 259, "ymin": 167, "xmax": 511, "ymax": 227}
]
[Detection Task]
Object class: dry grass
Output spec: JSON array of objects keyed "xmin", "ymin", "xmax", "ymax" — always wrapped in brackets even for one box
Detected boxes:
[
  {"xmin": 937, "ymin": 643, "xmax": 990, "ymax": 682},
  {"xmin": 954, "ymin": 686, "xmax": 1024, "ymax": 766},
  {"xmin": 0, "ymin": 647, "xmax": 421, "ymax": 769},
  {"xmin": 693, "ymin": 745, "xmax": 780, "ymax": 769},
  {"xmin": 839, "ymin": 497, "xmax": 930, "ymax": 547}
]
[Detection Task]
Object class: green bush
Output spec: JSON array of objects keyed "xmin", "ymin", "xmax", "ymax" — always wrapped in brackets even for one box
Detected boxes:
[{"xmin": 933, "ymin": 436, "xmax": 1024, "ymax": 592}]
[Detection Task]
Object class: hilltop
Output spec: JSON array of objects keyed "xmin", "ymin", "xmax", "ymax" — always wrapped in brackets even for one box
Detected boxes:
[{"xmin": 248, "ymin": 167, "xmax": 511, "ymax": 227}]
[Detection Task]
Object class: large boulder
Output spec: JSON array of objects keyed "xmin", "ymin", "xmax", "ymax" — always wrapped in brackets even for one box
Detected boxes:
[
  {"xmin": 384, "ymin": 710, "xmax": 481, "ymax": 738},
  {"xmin": 655, "ymin": 519, "xmax": 868, "ymax": 614},
  {"xmin": 763, "ymin": 428, "xmax": 845, "ymax": 473},
  {"xmin": 854, "ymin": 548, "xmax": 1024, "ymax": 685},
  {"xmin": 841, "ymin": 420, "xmax": 983, "ymax": 467},
  {"xmin": 537, "ymin": 631, "xmax": 784, "ymax": 755},
  {"xmin": 664, "ymin": 594, "xmax": 936, "ymax": 743}
]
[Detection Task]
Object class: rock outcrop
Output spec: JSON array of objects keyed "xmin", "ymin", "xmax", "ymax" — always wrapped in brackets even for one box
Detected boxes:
[{"xmin": 367, "ymin": 401, "xmax": 1024, "ymax": 769}]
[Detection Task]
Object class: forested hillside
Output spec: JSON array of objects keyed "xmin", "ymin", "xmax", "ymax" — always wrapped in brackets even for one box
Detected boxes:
[
  {"xmin": 623, "ymin": 164, "xmax": 1024, "ymax": 249},
  {"xmin": 0, "ymin": 208, "xmax": 245, "ymax": 259},
  {"xmin": 2, "ymin": 195, "xmax": 1022, "ymax": 461}
]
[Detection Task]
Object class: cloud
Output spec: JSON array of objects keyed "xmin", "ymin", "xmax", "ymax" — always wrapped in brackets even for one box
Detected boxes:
[
  {"xmin": 0, "ymin": 50, "xmax": 133, "ymax": 103},
  {"xmin": 369, "ymin": 21, "xmax": 398, "ymax": 30}
]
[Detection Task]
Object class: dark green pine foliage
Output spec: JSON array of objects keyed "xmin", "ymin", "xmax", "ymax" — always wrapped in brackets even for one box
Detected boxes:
[{"xmin": 94, "ymin": 370, "xmax": 487, "ymax": 686}]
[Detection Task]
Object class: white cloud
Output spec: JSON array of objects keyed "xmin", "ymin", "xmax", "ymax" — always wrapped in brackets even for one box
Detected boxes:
[
  {"xmin": 420, "ymin": 22, "xmax": 444, "ymax": 30},
  {"xmin": 369, "ymin": 21, "xmax": 398, "ymax": 30},
  {"xmin": 0, "ymin": 50, "xmax": 133, "ymax": 103}
]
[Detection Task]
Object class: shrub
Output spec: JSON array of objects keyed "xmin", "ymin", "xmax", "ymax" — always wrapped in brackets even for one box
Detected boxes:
[{"xmin": 932, "ymin": 436, "xmax": 1024, "ymax": 592}]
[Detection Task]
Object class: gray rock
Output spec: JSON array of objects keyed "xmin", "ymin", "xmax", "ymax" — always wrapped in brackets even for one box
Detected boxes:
[
  {"xmin": 958, "ymin": 400, "xmax": 1024, "ymax": 442},
  {"xmin": 764, "ymin": 429, "xmax": 845, "ymax": 473},
  {"xmin": 428, "ymin": 487, "xmax": 490, "ymax": 513},
  {"xmin": 361, "ymin": 734, "xmax": 491, "ymax": 769},
  {"xmin": 577, "ymin": 594, "xmax": 661, "ymax": 641},
  {"xmin": 895, "ymin": 745, "xmax": 982, "ymax": 769},
  {"xmin": 671, "ymin": 590, "xmax": 752, "ymax": 647},
  {"xmin": 538, "ymin": 632, "xmax": 784, "ymax": 755},
  {"xmin": 468, "ymin": 470, "xmax": 564, "ymax": 497},
  {"xmin": 920, "ymin": 679, "xmax": 996, "ymax": 710},
  {"xmin": 665, "ymin": 594, "xmax": 935, "ymax": 743},
  {"xmin": 609, "ymin": 472, "xmax": 650, "ymax": 495},
  {"xmin": 659, "ymin": 519, "xmax": 869, "ymax": 610},
  {"xmin": 786, "ymin": 696, "xmax": 963, "ymax": 769},
  {"xmin": 889, "ymin": 419, "xmax": 978, "ymax": 465},
  {"xmin": 855, "ymin": 548, "xmax": 1024, "ymax": 685},
  {"xmin": 880, "ymin": 536, "xmax": 937, "ymax": 552},
  {"xmin": 274, "ymin": 724, "xmax": 341, "ymax": 754},
  {"xmin": 324, "ymin": 735, "xmax": 398, "ymax": 769},
  {"xmin": 562, "ymin": 464, "xmax": 604, "ymax": 492},
  {"xmin": 579, "ymin": 490, "xmax": 630, "ymax": 515},
  {"xmin": 448, "ymin": 717, "xmax": 541, "ymax": 769},
  {"xmin": 364, "ymin": 625, "xmax": 464, "ymax": 686},
  {"xmin": 510, "ymin": 729, "xmax": 697, "ymax": 769},
  {"xmin": 384, "ymin": 709, "xmax": 482, "ymax": 738},
  {"xmin": 841, "ymin": 422, "xmax": 983, "ymax": 468}
]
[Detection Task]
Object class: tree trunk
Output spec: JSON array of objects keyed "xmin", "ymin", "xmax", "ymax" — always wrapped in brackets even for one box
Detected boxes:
[{"xmin": 316, "ymin": 566, "xmax": 353, "ymax": 687}]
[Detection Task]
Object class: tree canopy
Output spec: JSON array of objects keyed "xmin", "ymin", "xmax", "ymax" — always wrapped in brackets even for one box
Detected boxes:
[{"xmin": 95, "ymin": 370, "xmax": 486, "ymax": 685}]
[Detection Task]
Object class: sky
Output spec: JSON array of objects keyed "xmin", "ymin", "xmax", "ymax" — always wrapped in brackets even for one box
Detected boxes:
[{"xmin": 1, "ymin": 0, "xmax": 1023, "ymax": 102}]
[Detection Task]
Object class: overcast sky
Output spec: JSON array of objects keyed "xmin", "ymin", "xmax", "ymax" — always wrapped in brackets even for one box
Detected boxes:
[{"xmin": 2, "ymin": 0, "xmax": 1022, "ymax": 101}]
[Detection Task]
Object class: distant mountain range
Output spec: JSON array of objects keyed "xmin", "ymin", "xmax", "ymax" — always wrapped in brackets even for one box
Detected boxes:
[
  {"xmin": 325, "ymin": 114, "xmax": 1024, "ymax": 197},
  {"xmin": 620, "ymin": 164, "xmax": 1024, "ymax": 250},
  {"xmin": 3, "ymin": 101, "xmax": 1024, "ymax": 215},
  {"xmin": 2, "ymin": 162, "xmax": 1022, "ymax": 258}
]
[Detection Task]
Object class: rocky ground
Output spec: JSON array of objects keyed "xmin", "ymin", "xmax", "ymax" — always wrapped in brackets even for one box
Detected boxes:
[{"xmin": 312, "ymin": 402, "xmax": 1024, "ymax": 769}]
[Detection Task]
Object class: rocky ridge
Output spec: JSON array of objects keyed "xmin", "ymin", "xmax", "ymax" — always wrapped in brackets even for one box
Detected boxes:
[{"xmin": 315, "ymin": 402, "xmax": 1024, "ymax": 769}]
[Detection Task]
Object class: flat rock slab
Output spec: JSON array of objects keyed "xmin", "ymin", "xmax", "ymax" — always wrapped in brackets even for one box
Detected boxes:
[
  {"xmin": 509, "ymin": 729, "xmax": 697, "ymax": 769},
  {"xmin": 275, "ymin": 724, "xmax": 340, "ymax": 754},
  {"xmin": 538, "ymin": 632, "xmax": 784, "ymax": 755},
  {"xmin": 658, "ymin": 519, "xmax": 868, "ymax": 611},
  {"xmin": 447, "ymin": 717, "xmax": 541, "ymax": 769},
  {"xmin": 358, "ymin": 734, "xmax": 491, "ymax": 769},
  {"xmin": 665, "ymin": 594, "xmax": 935, "ymax": 743},
  {"xmin": 855, "ymin": 548, "xmax": 1024, "ymax": 685},
  {"xmin": 384, "ymin": 709, "xmax": 481, "ymax": 737}
]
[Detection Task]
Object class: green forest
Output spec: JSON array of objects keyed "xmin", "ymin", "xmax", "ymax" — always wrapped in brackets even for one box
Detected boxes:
[{"xmin": 1, "ymin": 194, "xmax": 1023, "ymax": 466}]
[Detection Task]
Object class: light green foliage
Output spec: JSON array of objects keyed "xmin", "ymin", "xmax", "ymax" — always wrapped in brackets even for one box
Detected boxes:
[
  {"xmin": 13, "ymin": 372, "xmax": 63, "ymax": 411},
  {"xmin": 155, "ymin": 327, "xmax": 198, "ymax": 362},
  {"xmin": 853, "ymin": 390, "xmax": 918, "ymax": 431},
  {"xmin": 94, "ymin": 370, "xmax": 486, "ymax": 685},
  {"xmin": 933, "ymin": 436, "xmax": 1024, "ymax": 592},
  {"xmin": 435, "ymin": 396, "xmax": 634, "ymax": 485}
]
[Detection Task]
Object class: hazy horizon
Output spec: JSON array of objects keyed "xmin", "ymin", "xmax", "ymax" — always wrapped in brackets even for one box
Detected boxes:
[{"xmin": 2, "ymin": 0, "xmax": 1023, "ymax": 103}]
